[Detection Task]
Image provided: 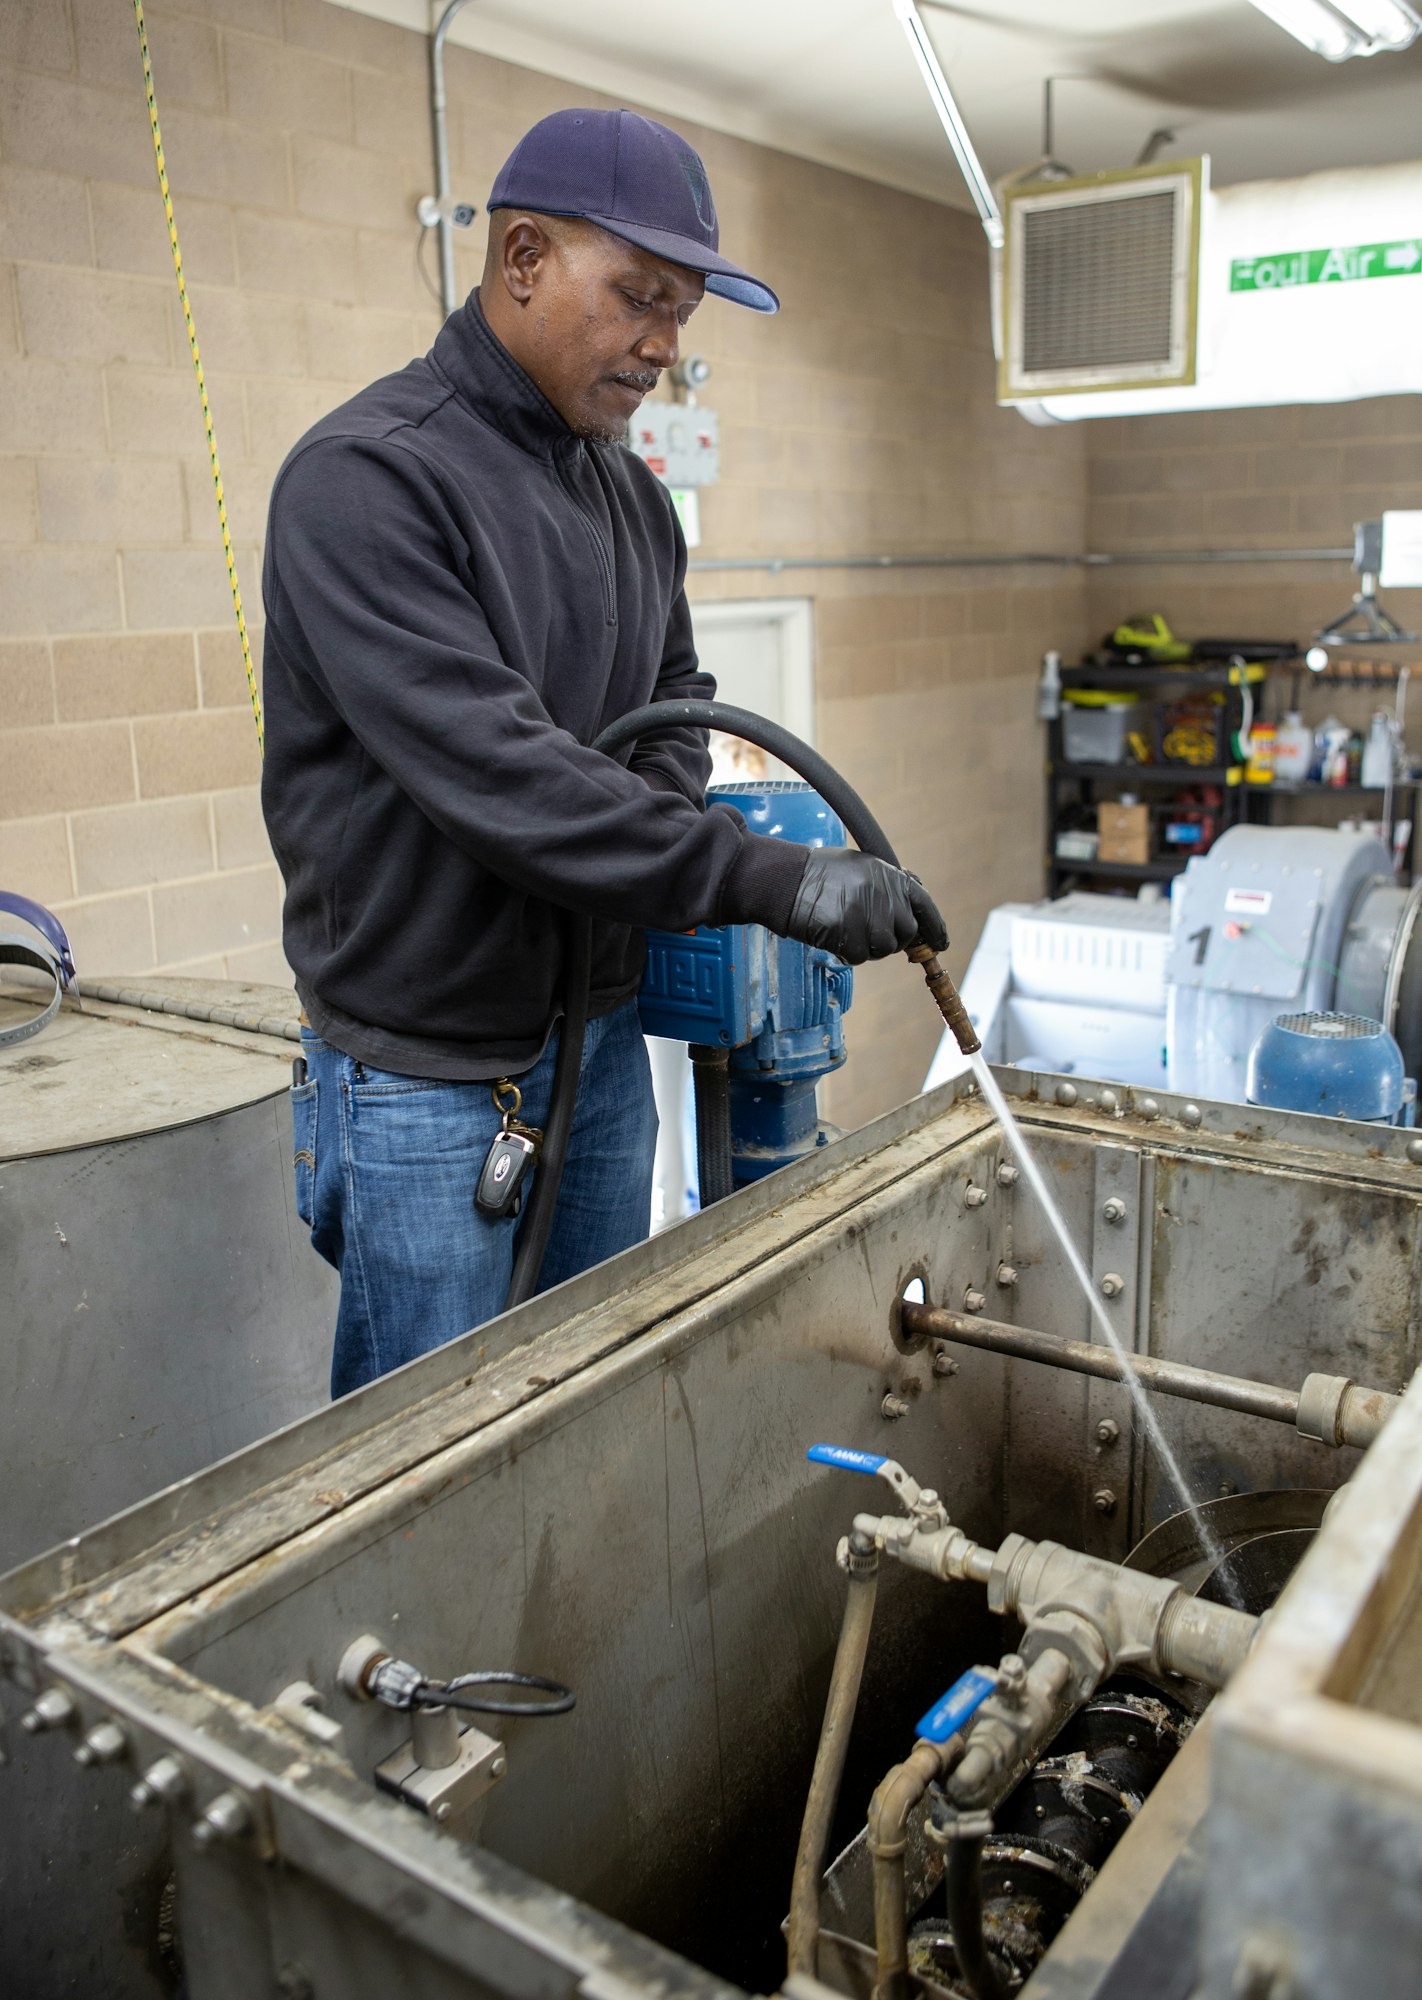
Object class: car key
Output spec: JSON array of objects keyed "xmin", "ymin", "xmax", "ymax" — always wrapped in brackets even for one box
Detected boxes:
[{"xmin": 475, "ymin": 1080, "xmax": 542, "ymax": 1222}]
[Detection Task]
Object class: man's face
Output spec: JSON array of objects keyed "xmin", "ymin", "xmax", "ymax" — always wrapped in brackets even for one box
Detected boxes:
[{"xmin": 490, "ymin": 217, "xmax": 705, "ymax": 444}]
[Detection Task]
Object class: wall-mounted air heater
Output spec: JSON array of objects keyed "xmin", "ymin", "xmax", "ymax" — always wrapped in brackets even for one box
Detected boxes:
[
  {"xmin": 999, "ymin": 159, "xmax": 1205, "ymax": 402},
  {"xmin": 890, "ymin": 0, "xmax": 1422, "ymax": 423}
]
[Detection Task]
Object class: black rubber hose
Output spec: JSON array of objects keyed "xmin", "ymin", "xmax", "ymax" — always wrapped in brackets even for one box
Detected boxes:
[
  {"xmin": 503, "ymin": 701, "xmax": 900, "ymax": 1310},
  {"xmin": 690, "ymin": 1043, "xmax": 734, "ymax": 1206},
  {"xmin": 504, "ymin": 911, "xmax": 593, "ymax": 1310},
  {"xmin": 946, "ymin": 1836, "xmax": 1009, "ymax": 2000},
  {"xmin": 593, "ymin": 701, "xmax": 901, "ymax": 866}
]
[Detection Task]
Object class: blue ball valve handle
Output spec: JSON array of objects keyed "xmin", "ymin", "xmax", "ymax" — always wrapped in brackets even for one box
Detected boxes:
[
  {"xmin": 916, "ymin": 1668, "xmax": 998, "ymax": 1745},
  {"xmin": 806, "ymin": 1444, "xmax": 889, "ymax": 1476},
  {"xmin": 805, "ymin": 1443, "xmax": 941, "ymax": 1520}
]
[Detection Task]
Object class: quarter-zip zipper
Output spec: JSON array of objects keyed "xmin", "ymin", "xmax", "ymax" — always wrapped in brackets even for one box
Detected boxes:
[{"xmin": 554, "ymin": 448, "xmax": 617, "ymax": 627}]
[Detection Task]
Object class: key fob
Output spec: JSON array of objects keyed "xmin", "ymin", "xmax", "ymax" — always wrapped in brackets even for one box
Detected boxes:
[{"xmin": 475, "ymin": 1129, "xmax": 537, "ymax": 1221}]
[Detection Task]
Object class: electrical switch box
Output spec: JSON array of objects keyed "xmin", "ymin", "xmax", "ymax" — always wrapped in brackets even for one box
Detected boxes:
[{"xmin": 626, "ymin": 404, "xmax": 719, "ymax": 487}]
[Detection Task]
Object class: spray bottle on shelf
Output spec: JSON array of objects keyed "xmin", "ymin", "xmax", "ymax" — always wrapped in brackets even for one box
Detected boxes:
[
  {"xmin": 1318, "ymin": 717, "xmax": 1351, "ymax": 787},
  {"xmin": 1362, "ymin": 711, "xmax": 1397, "ymax": 789},
  {"xmin": 1037, "ymin": 649, "xmax": 1062, "ymax": 722}
]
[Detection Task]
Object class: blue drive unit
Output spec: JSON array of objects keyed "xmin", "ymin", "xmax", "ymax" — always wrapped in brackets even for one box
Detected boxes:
[{"xmin": 640, "ymin": 781, "xmax": 854, "ymax": 1183}]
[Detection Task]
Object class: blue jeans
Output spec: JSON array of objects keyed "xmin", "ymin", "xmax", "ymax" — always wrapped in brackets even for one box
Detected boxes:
[{"xmin": 292, "ymin": 1000, "xmax": 658, "ymax": 1398}]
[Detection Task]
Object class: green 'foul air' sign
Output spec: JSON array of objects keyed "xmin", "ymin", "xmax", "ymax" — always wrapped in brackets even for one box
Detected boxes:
[{"xmin": 1231, "ymin": 239, "xmax": 1422, "ymax": 292}]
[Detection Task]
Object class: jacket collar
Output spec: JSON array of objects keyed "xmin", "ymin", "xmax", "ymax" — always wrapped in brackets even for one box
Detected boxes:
[{"xmin": 430, "ymin": 291, "xmax": 578, "ymax": 462}]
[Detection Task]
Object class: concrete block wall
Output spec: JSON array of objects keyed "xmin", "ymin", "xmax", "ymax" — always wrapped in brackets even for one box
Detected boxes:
[{"xmin": 0, "ymin": 0, "xmax": 1092, "ymax": 1127}]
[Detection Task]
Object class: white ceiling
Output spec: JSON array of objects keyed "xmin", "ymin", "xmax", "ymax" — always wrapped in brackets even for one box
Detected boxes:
[{"xmin": 356, "ymin": 0, "xmax": 1422, "ymax": 208}]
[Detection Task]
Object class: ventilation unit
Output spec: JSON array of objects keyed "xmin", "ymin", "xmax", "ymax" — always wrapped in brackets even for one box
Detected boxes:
[{"xmin": 999, "ymin": 159, "xmax": 1205, "ymax": 402}]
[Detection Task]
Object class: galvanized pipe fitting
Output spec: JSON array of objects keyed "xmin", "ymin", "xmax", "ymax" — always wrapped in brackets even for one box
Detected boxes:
[
  {"xmin": 1296, "ymin": 1372, "xmax": 1399, "ymax": 1450},
  {"xmin": 987, "ymin": 1533, "xmax": 1256, "ymax": 1693}
]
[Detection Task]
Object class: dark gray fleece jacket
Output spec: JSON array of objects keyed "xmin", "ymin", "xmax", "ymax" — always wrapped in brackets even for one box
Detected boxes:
[{"xmin": 261, "ymin": 292, "xmax": 804, "ymax": 1079}]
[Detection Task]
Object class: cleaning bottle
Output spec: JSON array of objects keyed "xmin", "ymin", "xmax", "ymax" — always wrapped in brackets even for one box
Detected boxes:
[
  {"xmin": 1362, "ymin": 710, "xmax": 1396, "ymax": 789},
  {"xmin": 1274, "ymin": 712, "xmax": 1313, "ymax": 783}
]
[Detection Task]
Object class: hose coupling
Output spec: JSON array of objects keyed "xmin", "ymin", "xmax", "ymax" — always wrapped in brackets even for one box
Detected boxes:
[
  {"xmin": 838, "ymin": 1531, "xmax": 880, "ymax": 1576},
  {"xmin": 907, "ymin": 944, "xmax": 981, "ymax": 1057}
]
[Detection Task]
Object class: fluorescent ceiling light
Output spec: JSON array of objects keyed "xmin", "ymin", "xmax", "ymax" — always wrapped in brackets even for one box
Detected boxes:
[
  {"xmin": 1333, "ymin": 0, "xmax": 1422, "ymax": 44},
  {"xmin": 1247, "ymin": 0, "xmax": 1422, "ymax": 58}
]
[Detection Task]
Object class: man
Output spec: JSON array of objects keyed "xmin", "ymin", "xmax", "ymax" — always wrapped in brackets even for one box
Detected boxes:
[{"xmin": 262, "ymin": 108, "xmax": 945, "ymax": 1397}]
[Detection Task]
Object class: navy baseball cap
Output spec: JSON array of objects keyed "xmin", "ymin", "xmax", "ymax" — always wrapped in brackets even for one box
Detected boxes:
[{"xmin": 488, "ymin": 109, "xmax": 779, "ymax": 315}]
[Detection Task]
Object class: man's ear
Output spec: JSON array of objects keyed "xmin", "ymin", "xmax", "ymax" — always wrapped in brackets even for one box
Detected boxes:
[{"xmin": 497, "ymin": 216, "xmax": 551, "ymax": 306}]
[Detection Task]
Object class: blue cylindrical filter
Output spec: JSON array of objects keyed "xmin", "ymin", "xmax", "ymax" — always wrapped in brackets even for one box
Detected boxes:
[{"xmin": 1246, "ymin": 1011, "xmax": 1406, "ymax": 1124}]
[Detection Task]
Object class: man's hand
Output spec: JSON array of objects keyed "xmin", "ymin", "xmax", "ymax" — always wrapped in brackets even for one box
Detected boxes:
[{"xmin": 783, "ymin": 850, "xmax": 948, "ymax": 965}]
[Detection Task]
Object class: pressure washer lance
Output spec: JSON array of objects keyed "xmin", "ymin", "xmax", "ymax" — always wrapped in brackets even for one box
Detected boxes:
[{"xmin": 909, "ymin": 941, "xmax": 981, "ymax": 1057}]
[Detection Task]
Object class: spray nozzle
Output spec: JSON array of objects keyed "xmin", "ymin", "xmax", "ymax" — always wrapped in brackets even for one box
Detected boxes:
[{"xmin": 908, "ymin": 944, "xmax": 982, "ymax": 1056}]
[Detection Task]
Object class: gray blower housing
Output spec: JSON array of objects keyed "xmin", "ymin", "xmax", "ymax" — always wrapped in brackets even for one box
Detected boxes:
[{"xmin": 930, "ymin": 824, "xmax": 1422, "ymax": 1109}]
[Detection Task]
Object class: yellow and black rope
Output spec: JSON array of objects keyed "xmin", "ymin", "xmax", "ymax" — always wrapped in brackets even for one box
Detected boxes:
[{"xmin": 132, "ymin": 0, "xmax": 263, "ymax": 753}]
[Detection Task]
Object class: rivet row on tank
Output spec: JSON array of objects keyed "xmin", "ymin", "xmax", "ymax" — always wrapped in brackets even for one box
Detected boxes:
[
  {"xmin": 19, "ymin": 1688, "xmax": 75, "ymax": 1734},
  {"xmin": 73, "ymin": 1721, "xmax": 127, "ymax": 1768},
  {"xmin": 191, "ymin": 1790, "xmax": 253, "ymax": 1849},
  {"xmin": 130, "ymin": 1756, "xmax": 189, "ymax": 1814}
]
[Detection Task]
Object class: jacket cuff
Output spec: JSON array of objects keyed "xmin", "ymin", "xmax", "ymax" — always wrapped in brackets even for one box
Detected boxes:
[{"xmin": 716, "ymin": 833, "xmax": 810, "ymax": 932}]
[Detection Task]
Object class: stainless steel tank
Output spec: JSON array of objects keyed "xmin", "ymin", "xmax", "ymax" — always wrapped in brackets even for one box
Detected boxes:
[
  {"xmin": 0, "ymin": 973, "xmax": 335, "ymax": 1996},
  {"xmin": 2, "ymin": 1066, "xmax": 1420, "ymax": 1999}
]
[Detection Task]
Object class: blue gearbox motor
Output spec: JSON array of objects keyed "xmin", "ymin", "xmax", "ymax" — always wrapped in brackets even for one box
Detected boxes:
[
  {"xmin": 639, "ymin": 781, "xmax": 854, "ymax": 1186},
  {"xmin": 1246, "ymin": 1010, "xmax": 1409, "ymax": 1124}
]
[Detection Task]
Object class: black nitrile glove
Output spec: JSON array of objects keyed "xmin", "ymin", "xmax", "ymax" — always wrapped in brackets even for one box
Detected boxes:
[{"xmin": 783, "ymin": 850, "xmax": 948, "ymax": 965}]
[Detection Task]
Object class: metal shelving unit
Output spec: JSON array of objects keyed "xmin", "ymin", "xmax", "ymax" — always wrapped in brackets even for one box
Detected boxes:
[
  {"xmin": 1047, "ymin": 661, "xmax": 1422, "ymax": 893},
  {"xmin": 1047, "ymin": 662, "xmax": 1255, "ymax": 896}
]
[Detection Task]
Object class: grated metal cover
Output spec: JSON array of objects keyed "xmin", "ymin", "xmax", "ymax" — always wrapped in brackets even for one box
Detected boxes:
[
  {"xmin": 1020, "ymin": 192, "xmax": 1176, "ymax": 371},
  {"xmin": 1275, "ymin": 1011, "xmax": 1384, "ymax": 1039},
  {"xmin": 1000, "ymin": 160, "xmax": 1204, "ymax": 401},
  {"xmin": 711, "ymin": 779, "xmax": 810, "ymax": 793}
]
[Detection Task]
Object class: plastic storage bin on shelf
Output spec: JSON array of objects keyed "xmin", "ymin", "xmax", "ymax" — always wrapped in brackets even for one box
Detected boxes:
[{"xmin": 1061, "ymin": 691, "xmax": 1144, "ymax": 764}]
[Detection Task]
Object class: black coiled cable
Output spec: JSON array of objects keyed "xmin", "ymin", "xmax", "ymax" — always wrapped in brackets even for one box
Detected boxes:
[{"xmin": 412, "ymin": 1670, "xmax": 576, "ymax": 1719}]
